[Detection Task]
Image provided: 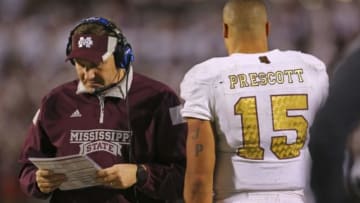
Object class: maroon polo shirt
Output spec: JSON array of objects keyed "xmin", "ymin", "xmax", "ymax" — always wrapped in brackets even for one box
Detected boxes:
[{"xmin": 18, "ymin": 72, "xmax": 187, "ymax": 203}]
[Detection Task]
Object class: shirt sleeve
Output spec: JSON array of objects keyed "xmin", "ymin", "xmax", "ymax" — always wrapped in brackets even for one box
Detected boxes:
[
  {"xmin": 135, "ymin": 89, "xmax": 187, "ymax": 200},
  {"xmin": 180, "ymin": 66, "xmax": 213, "ymax": 120},
  {"xmin": 18, "ymin": 99, "xmax": 56, "ymax": 199}
]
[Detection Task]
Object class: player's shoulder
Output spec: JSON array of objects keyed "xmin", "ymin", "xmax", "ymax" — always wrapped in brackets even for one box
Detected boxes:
[
  {"xmin": 282, "ymin": 50, "xmax": 326, "ymax": 71},
  {"xmin": 191, "ymin": 56, "xmax": 229, "ymax": 72},
  {"xmin": 183, "ymin": 56, "xmax": 229, "ymax": 83}
]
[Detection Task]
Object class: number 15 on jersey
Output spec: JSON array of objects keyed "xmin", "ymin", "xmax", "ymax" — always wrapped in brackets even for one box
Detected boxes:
[{"xmin": 235, "ymin": 94, "xmax": 308, "ymax": 160}]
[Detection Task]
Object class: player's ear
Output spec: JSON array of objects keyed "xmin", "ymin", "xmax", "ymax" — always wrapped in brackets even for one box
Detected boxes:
[{"xmin": 223, "ymin": 23, "xmax": 229, "ymax": 38}]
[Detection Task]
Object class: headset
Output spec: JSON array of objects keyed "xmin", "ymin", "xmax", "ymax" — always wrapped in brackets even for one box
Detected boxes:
[{"xmin": 66, "ymin": 16, "xmax": 134, "ymax": 70}]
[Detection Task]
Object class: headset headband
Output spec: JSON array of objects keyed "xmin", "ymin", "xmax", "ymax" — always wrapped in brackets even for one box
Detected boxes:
[{"xmin": 70, "ymin": 17, "xmax": 124, "ymax": 45}]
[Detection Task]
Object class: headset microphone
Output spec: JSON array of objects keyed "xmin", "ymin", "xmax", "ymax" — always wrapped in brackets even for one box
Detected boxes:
[
  {"xmin": 93, "ymin": 64, "xmax": 124, "ymax": 95},
  {"xmin": 93, "ymin": 83, "xmax": 118, "ymax": 95}
]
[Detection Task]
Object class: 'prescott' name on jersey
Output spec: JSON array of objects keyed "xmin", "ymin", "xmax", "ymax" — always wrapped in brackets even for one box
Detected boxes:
[{"xmin": 228, "ymin": 68, "xmax": 304, "ymax": 89}]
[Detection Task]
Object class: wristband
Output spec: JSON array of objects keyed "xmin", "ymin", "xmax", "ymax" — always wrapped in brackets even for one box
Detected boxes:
[{"xmin": 136, "ymin": 164, "xmax": 147, "ymax": 186}]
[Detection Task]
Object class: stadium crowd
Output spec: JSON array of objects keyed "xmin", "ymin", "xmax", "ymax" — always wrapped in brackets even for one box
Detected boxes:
[{"xmin": 0, "ymin": 0, "xmax": 359, "ymax": 202}]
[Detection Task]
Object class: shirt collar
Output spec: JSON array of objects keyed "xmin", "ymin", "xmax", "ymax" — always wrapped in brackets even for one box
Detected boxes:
[
  {"xmin": 76, "ymin": 65, "xmax": 133, "ymax": 99},
  {"xmin": 230, "ymin": 49, "xmax": 280, "ymax": 57}
]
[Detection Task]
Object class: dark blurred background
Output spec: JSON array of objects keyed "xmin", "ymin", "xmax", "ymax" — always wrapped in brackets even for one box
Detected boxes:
[{"xmin": 0, "ymin": 0, "xmax": 359, "ymax": 202}]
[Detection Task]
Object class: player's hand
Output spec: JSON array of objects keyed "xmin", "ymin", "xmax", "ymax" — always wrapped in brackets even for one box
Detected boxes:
[
  {"xmin": 96, "ymin": 164, "xmax": 137, "ymax": 189},
  {"xmin": 35, "ymin": 169, "xmax": 67, "ymax": 194}
]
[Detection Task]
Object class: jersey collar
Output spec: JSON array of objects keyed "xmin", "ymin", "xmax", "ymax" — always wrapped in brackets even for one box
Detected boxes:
[{"xmin": 230, "ymin": 49, "xmax": 280, "ymax": 57}]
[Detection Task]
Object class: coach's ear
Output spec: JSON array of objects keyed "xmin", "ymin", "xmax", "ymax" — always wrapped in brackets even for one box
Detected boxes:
[{"xmin": 223, "ymin": 23, "xmax": 229, "ymax": 38}]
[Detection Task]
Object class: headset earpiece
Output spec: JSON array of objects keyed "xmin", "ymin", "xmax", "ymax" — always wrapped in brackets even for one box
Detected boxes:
[
  {"xmin": 114, "ymin": 42, "xmax": 134, "ymax": 70},
  {"xmin": 123, "ymin": 45, "xmax": 135, "ymax": 69}
]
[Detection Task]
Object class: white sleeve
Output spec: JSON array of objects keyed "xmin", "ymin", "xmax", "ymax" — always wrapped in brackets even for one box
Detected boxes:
[{"xmin": 180, "ymin": 67, "xmax": 212, "ymax": 120}]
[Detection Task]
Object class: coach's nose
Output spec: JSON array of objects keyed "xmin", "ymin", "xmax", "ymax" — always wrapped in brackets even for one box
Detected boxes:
[{"xmin": 83, "ymin": 67, "xmax": 97, "ymax": 80}]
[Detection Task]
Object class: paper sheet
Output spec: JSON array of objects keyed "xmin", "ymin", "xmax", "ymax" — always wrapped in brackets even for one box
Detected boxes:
[{"xmin": 29, "ymin": 154, "xmax": 102, "ymax": 190}]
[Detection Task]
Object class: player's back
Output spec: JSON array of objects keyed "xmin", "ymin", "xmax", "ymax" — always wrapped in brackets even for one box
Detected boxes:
[{"xmin": 180, "ymin": 49, "xmax": 328, "ymax": 200}]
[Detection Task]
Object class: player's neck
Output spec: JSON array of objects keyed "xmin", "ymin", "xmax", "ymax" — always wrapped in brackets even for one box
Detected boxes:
[
  {"xmin": 227, "ymin": 38, "xmax": 269, "ymax": 55},
  {"xmin": 228, "ymin": 44, "xmax": 269, "ymax": 55}
]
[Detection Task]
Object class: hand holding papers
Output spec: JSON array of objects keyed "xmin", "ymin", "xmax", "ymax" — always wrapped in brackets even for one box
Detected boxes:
[{"xmin": 29, "ymin": 154, "xmax": 101, "ymax": 190}]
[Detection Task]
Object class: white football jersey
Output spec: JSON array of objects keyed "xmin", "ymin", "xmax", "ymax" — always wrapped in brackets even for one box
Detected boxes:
[{"xmin": 180, "ymin": 49, "xmax": 329, "ymax": 201}]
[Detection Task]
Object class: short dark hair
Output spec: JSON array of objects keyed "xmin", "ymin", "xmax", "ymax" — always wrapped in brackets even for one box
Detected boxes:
[{"xmin": 73, "ymin": 22, "xmax": 118, "ymax": 38}]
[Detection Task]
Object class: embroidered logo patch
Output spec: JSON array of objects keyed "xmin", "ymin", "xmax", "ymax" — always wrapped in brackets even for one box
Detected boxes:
[
  {"xmin": 70, "ymin": 109, "xmax": 82, "ymax": 118},
  {"xmin": 169, "ymin": 105, "xmax": 186, "ymax": 125},
  {"xmin": 78, "ymin": 37, "xmax": 93, "ymax": 48},
  {"xmin": 70, "ymin": 129, "xmax": 132, "ymax": 156}
]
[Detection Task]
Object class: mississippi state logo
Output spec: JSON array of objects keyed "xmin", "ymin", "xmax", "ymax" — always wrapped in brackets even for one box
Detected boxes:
[
  {"xmin": 78, "ymin": 36, "xmax": 94, "ymax": 48},
  {"xmin": 70, "ymin": 129, "xmax": 132, "ymax": 156}
]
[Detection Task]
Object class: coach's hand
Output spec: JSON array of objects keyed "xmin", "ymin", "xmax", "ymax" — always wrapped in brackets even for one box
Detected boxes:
[
  {"xmin": 96, "ymin": 164, "xmax": 137, "ymax": 189},
  {"xmin": 35, "ymin": 169, "xmax": 67, "ymax": 193}
]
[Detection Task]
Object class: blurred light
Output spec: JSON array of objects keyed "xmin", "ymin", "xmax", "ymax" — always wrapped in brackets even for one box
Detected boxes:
[
  {"xmin": 299, "ymin": 0, "xmax": 324, "ymax": 10},
  {"xmin": 336, "ymin": 0, "xmax": 353, "ymax": 2},
  {"xmin": 268, "ymin": 0, "xmax": 288, "ymax": 3}
]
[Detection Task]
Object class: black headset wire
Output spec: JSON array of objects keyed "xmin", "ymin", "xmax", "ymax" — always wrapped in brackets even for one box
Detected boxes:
[
  {"xmin": 118, "ymin": 66, "xmax": 140, "ymax": 203},
  {"xmin": 124, "ymin": 67, "xmax": 133, "ymax": 164}
]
